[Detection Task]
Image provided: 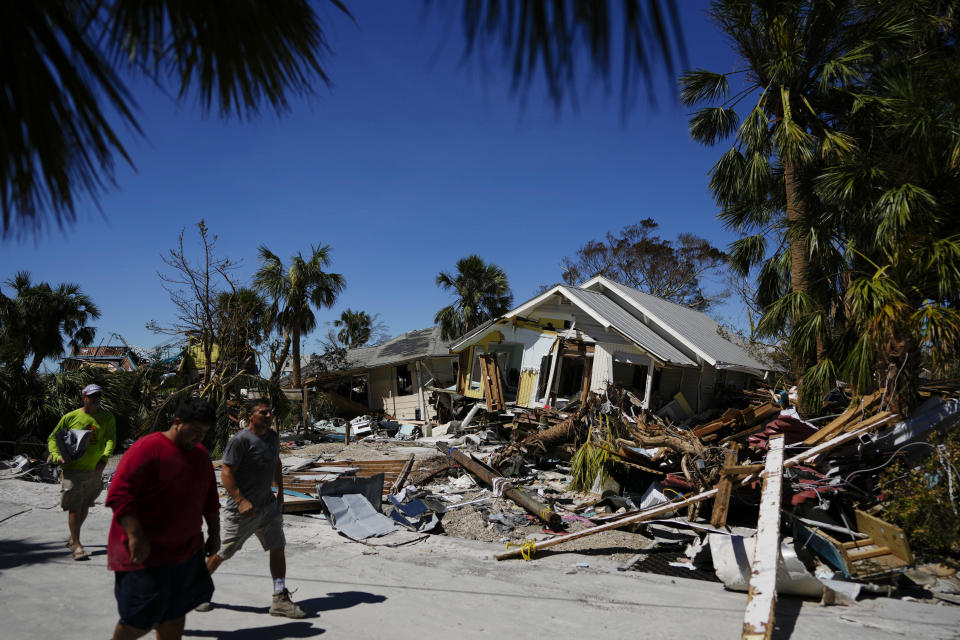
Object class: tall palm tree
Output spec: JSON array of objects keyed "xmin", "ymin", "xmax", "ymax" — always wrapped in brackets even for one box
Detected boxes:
[
  {"xmin": 435, "ymin": 255, "xmax": 513, "ymax": 340},
  {"xmin": 333, "ymin": 309, "xmax": 373, "ymax": 349},
  {"xmin": 812, "ymin": 2, "xmax": 960, "ymax": 411},
  {"xmin": 254, "ymin": 245, "xmax": 345, "ymax": 393},
  {"xmin": 0, "ymin": 271, "xmax": 100, "ymax": 373},
  {"xmin": 679, "ymin": 0, "xmax": 900, "ymax": 403}
]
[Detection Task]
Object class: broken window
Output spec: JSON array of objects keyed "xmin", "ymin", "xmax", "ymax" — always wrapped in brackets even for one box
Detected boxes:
[
  {"xmin": 396, "ymin": 364, "xmax": 413, "ymax": 396},
  {"xmin": 556, "ymin": 356, "xmax": 585, "ymax": 398},
  {"xmin": 470, "ymin": 349, "xmax": 483, "ymax": 389},
  {"xmin": 537, "ymin": 355, "xmax": 551, "ymax": 398}
]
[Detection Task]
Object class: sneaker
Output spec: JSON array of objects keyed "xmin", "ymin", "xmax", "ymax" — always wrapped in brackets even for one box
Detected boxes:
[
  {"xmin": 270, "ymin": 589, "xmax": 307, "ymax": 618},
  {"xmin": 194, "ymin": 602, "xmax": 213, "ymax": 612}
]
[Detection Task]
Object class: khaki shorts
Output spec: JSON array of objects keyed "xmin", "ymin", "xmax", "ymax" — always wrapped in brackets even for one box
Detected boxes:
[
  {"xmin": 218, "ymin": 500, "xmax": 285, "ymax": 560},
  {"xmin": 60, "ymin": 468, "xmax": 104, "ymax": 511}
]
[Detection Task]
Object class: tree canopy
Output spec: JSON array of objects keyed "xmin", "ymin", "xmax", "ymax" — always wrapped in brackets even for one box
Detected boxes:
[
  {"xmin": 435, "ymin": 255, "xmax": 513, "ymax": 340},
  {"xmin": 556, "ymin": 219, "xmax": 728, "ymax": 310},
  {"xmin": 0, "ymin": 271, "xmax": 100, "ymax": 374}
]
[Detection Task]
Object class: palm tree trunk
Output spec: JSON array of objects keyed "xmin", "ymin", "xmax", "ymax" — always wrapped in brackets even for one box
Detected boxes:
[
  {"xmin": 785, "ymin": 158, "xmax": 815, "ymax": 370},
  {"xmin": 28, "ymin": 353, "xmax": 43, "ymax": 375},
  {"xmin": 291, "ymin": 326, "xmax": 301, "ymax": 389},
  {"xmin": 291, "ymin": 325, "xmax": 308, "ymax": 432},
  {"xmin": 784, "ymin": 159, "xmax": 810, "ymax": 297},
  {"xmin": 269, "ymin": 332, "xmax": 291, "ymax": 383}
]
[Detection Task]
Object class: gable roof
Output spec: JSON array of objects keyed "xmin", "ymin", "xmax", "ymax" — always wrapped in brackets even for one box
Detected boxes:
[
  {"xmin": 581, "ymin": 276, "xmax": 768, "ymax": 373},
  {"xmin": 450, "ymin": 284, "xmax": 695, "ymax": 366},
  {"xmin": 558, "ymin": 287, "xmax": 696, "ymax": 366}
]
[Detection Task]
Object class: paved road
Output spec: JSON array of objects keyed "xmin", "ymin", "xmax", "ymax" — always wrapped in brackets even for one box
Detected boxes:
[{"xmin": 1, "ymin": 481, "xmax": 958, "ymax": 640}]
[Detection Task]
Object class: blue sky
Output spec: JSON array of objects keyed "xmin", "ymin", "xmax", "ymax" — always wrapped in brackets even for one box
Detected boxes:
[{"xmin": 1, "ymin": 1, "xmax": 744, "ymax": 365}]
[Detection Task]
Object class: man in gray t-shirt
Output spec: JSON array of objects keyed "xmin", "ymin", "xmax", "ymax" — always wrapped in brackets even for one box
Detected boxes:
[
  {"xmin": 196, "ymin": 399, "xmax": 306, "ymax": 619},
  {"xmin": 222, "ymin": 427, "xmax": 279, "ymax": 510}
]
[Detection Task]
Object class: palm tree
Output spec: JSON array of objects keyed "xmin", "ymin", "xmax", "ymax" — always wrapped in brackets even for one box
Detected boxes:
[
  {"xmin": 679, "ymin": 0, "xmax": 899, "ymax": 404},
  {"xmin": 333, "ymin": 309, "xmax": 373, "ymax": 349},
  {"xmin": 435, "ymin": 255, "xmax": 513, "ymax": 340},
  {"xmin": 812, "ymin": 3, "xmax": 960, "ymax": 411},
  {"xmin": 254, "ymin": 246, "xmax": 345, "ymax": 393},
  {"xmin": 0, "ymin": 271, "xmax": 100, "ymax": 373},
  {"xmin": 4, "ymin": 1, "xmax": 684, "ymax": 239},
  {"xmin": 2, "ymin": 0, "xmax": 349, "ymax": 239},
  {"xmin": 214, "ymin": 287, "xmax": 269, "ymax": 374}
]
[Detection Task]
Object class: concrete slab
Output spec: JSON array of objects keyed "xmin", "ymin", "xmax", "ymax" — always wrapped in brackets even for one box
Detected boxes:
[{"xmin": 1, "ymin": 480, "xmax": 959, "ymax": 639}]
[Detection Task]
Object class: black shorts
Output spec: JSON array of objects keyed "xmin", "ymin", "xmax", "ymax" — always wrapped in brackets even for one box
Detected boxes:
[{"xmin": 114, "ymin": 551, "xmax": 214, "ymax": 630}]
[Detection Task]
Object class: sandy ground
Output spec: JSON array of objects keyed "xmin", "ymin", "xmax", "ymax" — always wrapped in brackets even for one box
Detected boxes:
[{"xmin": 2, "ymin": 473, "xmax": 960, "ymax": 640}]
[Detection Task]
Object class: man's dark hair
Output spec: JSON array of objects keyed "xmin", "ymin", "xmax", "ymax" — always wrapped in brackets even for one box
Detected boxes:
[
  {"xmin": 246, "ymin": 397, "xmax": 270, "ymax": 415},
  {"xmin": 174, "ymin": 397, "xmax": 216, "ymax": 425}
]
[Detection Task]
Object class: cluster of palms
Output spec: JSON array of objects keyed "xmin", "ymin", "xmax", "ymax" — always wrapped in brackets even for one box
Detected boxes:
[
  {"xmin": 682, "ymin": 0, "xmax": 960, "ymax": 412},
  {"xmin": 0, "ymin": 272, "xmax": 99, "ymax": 375}
]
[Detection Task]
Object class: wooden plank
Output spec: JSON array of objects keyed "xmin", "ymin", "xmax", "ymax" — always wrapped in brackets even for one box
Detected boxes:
[
  {"xmin": 721, "ymin": 463, "xmax": 764, "ymax": 476},
  {"xmin": 710, "ymin": 443, "xmax": 740, "ymax": 528},
  {"xmin": 854, "ymin": 509, "xmax": 913, "ymax": 564},
  {"xmin": 742, "ymin": 435, "xmax": 785, "ymax": 640},
  {"xmin": 846, "ymin": 546, "xmax": 892, "ymax": 561},
  {"xmin": 391, "ymin": 454, "xmax": 417, "ymax": 494},
  {"xmin": 480, "ymin": 354, "xmax": 505, "ymax": 411},
  {"xmin": 803, "ymin": 391, "xmax": 883, "ymax": 445}
]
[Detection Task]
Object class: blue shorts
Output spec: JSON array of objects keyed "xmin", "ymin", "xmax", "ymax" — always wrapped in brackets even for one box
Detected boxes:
[{"xmin": 114, "ymin": 551, "xmax": 214, "ymax": 630}]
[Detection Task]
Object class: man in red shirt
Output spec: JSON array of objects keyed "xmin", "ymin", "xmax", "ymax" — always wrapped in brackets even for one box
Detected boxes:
[{"xmin": 106, "ymin": 398, "xmax": 220, "ymax": 640}]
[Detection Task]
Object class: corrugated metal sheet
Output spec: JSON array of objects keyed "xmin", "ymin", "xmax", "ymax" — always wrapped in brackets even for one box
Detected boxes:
[
  {"xmin": 560, "ymin": 287, "xmax": 696, "ymax": 366},
  {"xmin": 590, "ymin": 343, "xmax": 615, "ymax": 393},
  {"xmin": 597, "ymin": 279, "xmax": 769, "ymax": 372}
]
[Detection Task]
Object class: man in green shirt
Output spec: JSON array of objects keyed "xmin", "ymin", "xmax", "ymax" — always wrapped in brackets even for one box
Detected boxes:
[{"xmin": 48, "ymin": 383, "xmax": 116, "ymax": 560}]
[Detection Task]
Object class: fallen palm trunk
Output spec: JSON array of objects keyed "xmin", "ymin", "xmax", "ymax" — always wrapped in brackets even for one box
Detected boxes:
[
  {"xmin": 495, "ymin": 487, "xmax": 718, "ymax": 561},
  {"xmin": 492, "ymin": 415, "xmax": 580, "ymax": 468},
  {"xmin": 437, "ymin": 442, "xmax": 561, "ymax": 527},
  {"xmin": 617, "ymin": 432, "xmax": 703, "ymax": 457}
]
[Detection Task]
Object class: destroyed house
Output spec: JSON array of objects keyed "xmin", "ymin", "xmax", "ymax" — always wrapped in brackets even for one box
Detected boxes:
[
  {"xmin": 300, "ymin": 326, "xmax": 457, "ymax": 421},
  {"xmin": 60, "ymin": 344, "xmax": 141, "ymax": 373},
  {"xmin": 448, "ymin": 276, "xmax": 770, "ymax": 415}
]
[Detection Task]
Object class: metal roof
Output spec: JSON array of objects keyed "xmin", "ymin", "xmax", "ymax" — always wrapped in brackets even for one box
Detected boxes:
[
  {"xmin": 302, "ymin": 326, "xmax": 455, "ymax": 381},
  {"xmin": 559, "ymin": 287, "xmax": 696, "ymax": 366},
  {"xmin": 593, "ymin": 278, "xmax": 769, "ymax": 372}
]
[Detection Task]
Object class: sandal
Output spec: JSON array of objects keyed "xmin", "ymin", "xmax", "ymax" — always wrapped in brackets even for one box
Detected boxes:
[{"xmin": 72, "ymin": 546, "xmax": 89, "ymax": 561}]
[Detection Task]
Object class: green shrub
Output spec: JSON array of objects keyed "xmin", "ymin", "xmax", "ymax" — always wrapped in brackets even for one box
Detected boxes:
[{"xmin": 880, "ymin": 428, "xmax": 960, "ymax": 555}]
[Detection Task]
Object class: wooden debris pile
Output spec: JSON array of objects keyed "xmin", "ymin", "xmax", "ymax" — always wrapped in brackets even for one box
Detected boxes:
[{"xmin": 430, "ymin": 382, "xmax": 960, "ymax": 635}]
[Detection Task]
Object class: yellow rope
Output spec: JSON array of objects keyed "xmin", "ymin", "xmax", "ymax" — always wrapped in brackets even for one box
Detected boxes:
[{"xmin": 506, "ymin": 539, "xmax": 537, "ymax": 561}]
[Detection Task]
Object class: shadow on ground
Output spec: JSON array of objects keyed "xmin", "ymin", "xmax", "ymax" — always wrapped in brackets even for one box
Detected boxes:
[
  {"xmin": 299, "ymin": 590, "xmax": 387, "ymax": 612},
  {"xmin": 211, "ymin": 590, "xmax": 386, "ymax": 616},
  {"xmin": 184, "ymin": 622, "xmax": 323, "ymax": 639},
  {"xmin": 771, "ymin": 595, "xmax": 805, "ymax": 640},
  {"xmin": 0, "ymin": 538, "xmax": 69, "ymax": 571}
]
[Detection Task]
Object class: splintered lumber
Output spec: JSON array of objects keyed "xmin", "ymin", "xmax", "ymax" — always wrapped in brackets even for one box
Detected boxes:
[
  {"xmin": 693, "ymin": 403, "xmax": 779, "ymax": 438},
  {"xmin": 740, "ymin": 413, "xmax": 898, "ymax": 486},
  {"xmin": 495, "ymin": 488, "xmax": 718, "ymax": 560},
  {"xmin": 437, "ymin": 442, "xmax": 560, "ymax": 527},
  {"xmin": 479, "ymin": 353, "xmax": 505, "ymax": 411},
  {"xmin": 721, "ymin": 463, "xmax": 765, "ymax": 476},
  {"xmin": 710, "ymin": 443, "xmax": 740, "ymax": 528},
  {"xmin": 391, "ymin": 454, "xmax": 416, "ymax": 494},
  {"xmin": 741, "ymin": 435, "xmax": 785, "ymax": 640},
  {"xmin": 803, "ymin": 390, "xmax": 883, "ymax": 445}
]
